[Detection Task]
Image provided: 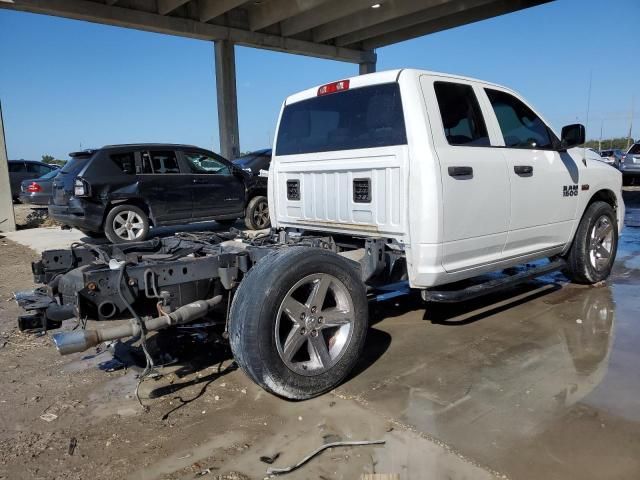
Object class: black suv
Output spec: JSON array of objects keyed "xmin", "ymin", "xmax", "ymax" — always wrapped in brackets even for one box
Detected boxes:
[{"xmin": 49, "ymin": 144, "xmax": 270, "ymax": 243}]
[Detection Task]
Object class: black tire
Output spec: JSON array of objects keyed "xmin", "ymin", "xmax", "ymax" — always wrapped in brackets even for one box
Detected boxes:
[
  {"xmin": 244, "ymin": 195, "xmax": 270, "ymax": 230},
  {"xmin": 79, "ymin": 229, "xmax": 105, "ymax": 239},
  {"xmin": 564, "ymin": 201, "xmax": 618, "ymax": 284},
  {"xmin": 229, "ymin": 247, "xmax": 368, "ymax": 400},
  {"xmin": 104, "ymin": 204, "xmax": 150, "ymax": 243}
]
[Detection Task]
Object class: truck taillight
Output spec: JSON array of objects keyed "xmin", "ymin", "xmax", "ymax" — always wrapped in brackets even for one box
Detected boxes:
[
  {"xmin": 74, "ymin": 178, "xmax": 89, "ymax": 197},
  {"xmin": 26, "ymin": 182, "xmax": 42, "ymax": 193},
  {"xmin": 317, "ymin": 80, "xmax": 350, "ymax": 96}
]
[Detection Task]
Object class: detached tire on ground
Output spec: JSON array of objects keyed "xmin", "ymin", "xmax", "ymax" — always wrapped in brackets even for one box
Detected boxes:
[
  {"xmin": 229, "ymin": 247, "xmax": 368, "ymax": 400},
  {"xmin": 244, "ymin": 195, "xmax": 270, "ymax": 230},
  {"xmin": 564, "ymin": 201, "xmax": 618, "ymax": 284},
  {"xmin": 104, "ymin": 204, "xmax": 150, "ymax": 243}
]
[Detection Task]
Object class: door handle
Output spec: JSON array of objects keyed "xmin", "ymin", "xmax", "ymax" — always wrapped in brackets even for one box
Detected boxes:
[
  {"xmin": 514, "ymin": 165, "xmax": 533, "ymax": 175},
  {"xmin": 192, "ymin": 178, "xmax": 208, "ymax": 184},
  {"xmin": 448, "ymin": 166, "xmax": 473, "ymax": 177}
]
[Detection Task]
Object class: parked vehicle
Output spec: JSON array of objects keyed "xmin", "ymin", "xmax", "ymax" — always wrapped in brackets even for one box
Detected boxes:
[
  {"xmin": 232, "ymin": 149, "xmax": 272, "ymax": 175},
  {"xmin": 584, "ymin": 148, "xmax": 609, "ymax": 165},
  {"xmin": 18, "ymin": 169, "xmax": 59, "ymax": 205},
  {"xmin": 17, "ymin": 70, "xmax": 623, "ymax": 401},
  {"xmin": 48, "ymin": 144, "xmax": 270, "ymax": 242},
  {"xmin": 620, "ymin": 142, "xmax": 640, "ymax": 185},
  {"xmin": 599, "ymin": 148, "xmax": 625, "ymax": 168},
  {"xmin": 8, "ymin": 160, "xmax": 58, "ymax": 201}
]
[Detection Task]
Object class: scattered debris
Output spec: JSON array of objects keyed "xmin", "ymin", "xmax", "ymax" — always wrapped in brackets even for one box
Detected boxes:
[
  {"xmin": 39, "ymin": 413, "xmax": 58, "ymax": 422},
  {"xmin": 576, "ymin": 318, "xmax": 583, "ymax": 324},
  {"xmin": 322, "ymin": 434, "xmax": 342, "ymax": 444},
  {"xmin": 266, "ymin": 440, "xmax": 385, "ymax": 475},
  {"xmin": 259, "ymin": 452, "xmax": 280, "ymax": 465},
  {"xmin": 68, "ymin": 437, "xmax": 77, "ymax": 456}
]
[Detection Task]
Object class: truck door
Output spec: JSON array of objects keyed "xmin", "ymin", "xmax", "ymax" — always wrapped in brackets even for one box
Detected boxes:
[
  {"xmin": 481, "ymin": 88, "xmax": 579, "ymax": 257},
  {"xmin": 421, "ymin": 77, "xmax": 510, "ymax": 272},
  {"xmin": 180, "ymin": 150, "xmax": 245, "ymax": 219}
]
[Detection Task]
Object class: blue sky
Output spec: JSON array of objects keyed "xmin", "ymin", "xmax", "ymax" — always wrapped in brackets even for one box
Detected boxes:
[{"xmin": 0, "ymin": 0, "xmax": 638, "ymax": 160}]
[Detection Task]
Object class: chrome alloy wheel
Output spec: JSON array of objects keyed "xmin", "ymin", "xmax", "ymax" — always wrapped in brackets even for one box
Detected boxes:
[
  {"xmin": 275, "ymin": 273, "xmax": 354, "ymax": 376},
  {"xmin": 253, "ymin": 199, "xmax": 270, "ymax": 229},
  {"xmin": 588, "ymin": 215, "xmax": 614, "ymax": 272},
  {"xmin": 113, "ymin": 210, "xmax": 145, "ymax": 241}
]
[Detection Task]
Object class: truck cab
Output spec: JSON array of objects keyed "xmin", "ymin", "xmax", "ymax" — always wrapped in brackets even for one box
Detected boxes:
[{"xmin": 269, "ymin": 69, "xmax": 624, "ymax": 288}]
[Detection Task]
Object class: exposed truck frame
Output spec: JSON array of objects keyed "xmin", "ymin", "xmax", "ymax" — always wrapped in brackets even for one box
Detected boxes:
[{"xmin": 16, "ymin": 69, "xmax": 623, "ymax": 399}]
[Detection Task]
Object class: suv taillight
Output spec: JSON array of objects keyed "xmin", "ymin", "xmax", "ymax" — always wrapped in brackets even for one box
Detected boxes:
[
  {"xmin": 74, "ymin": 178, "xmax": 90, "ymax": 197},
  {"xmin": 26, "ymin": 182, "xmax": 42, "ymax": 193}
]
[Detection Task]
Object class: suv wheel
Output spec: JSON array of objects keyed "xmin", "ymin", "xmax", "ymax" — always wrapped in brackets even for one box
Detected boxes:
[
  {"xmin": 244, "ymin": 196, "xmax": 270, "ymax": 230},
  {"xmin": 104, "ymin": 205, "xmax": 150, "ymax": 243},
  {"xmin": 229, "ymin": 247, "xmax": 368, "ymax": 399},
  {"xmin": 564, "ymin": 201, "xmax": 618, "ymax": 284}
]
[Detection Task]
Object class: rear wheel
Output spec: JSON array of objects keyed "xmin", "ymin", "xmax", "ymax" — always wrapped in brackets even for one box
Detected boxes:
[
  {"xmin": 244, "ymin": 195, "xmax": 270, "ymax": 230},
  {"xmin": 229, "ymin": 247, "xmax": 368, "ymax": 399},
  {"xmin": 564, "ymin": 201, "xmax": 618, "ymax": 284},
  {"xmin": 104, "ymin": 205, "xmax": 150, "ymax": 243}
]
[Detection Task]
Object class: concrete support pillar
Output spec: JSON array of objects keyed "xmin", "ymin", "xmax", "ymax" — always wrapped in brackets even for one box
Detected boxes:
[
  {"xmin": 214, "ymin": 40, "xmax": 240, "ymax": 160},
  {"xmin": 359, "ymin": 61, "xmax": 376, "ymax": 75},
  {"xmin": 0, "ymin": 101, "xmax": 16, "ymax": 232}
]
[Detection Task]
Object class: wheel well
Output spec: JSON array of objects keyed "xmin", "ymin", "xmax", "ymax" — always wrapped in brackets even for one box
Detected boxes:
[
  {"xmin": 588, "ymin": 189, "xmax": 617, "ymax": 211},
  {"xmin": 247, "ymin": 189, "xmax": 267, "ymax": 202},
  {"xmin": 103, "ymin": 200, "xmax": 153, "ymax": 226}
]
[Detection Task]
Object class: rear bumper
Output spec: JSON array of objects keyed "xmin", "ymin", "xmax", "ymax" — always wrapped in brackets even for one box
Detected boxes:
[
  {"xmin": 620, "ymin": 164, "xmax": 640, "ymax": 176},
  {"xmin": 48, "ymin": 199, "xmax": 105, "ymax": 231},
  {"xmin": 19, "ymin": 193, "xmax": 51, "ymax": 206}
]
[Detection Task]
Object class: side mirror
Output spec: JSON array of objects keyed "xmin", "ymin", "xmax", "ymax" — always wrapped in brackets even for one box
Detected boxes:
[{"xmin": 560, "ymin": 123, "xmax": 585, "ymax": 150}]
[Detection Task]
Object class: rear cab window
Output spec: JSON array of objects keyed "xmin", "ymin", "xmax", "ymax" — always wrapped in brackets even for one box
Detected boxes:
[{"xmin": 275, "ymin": 83, "xmax": 407, "ymax": 155}]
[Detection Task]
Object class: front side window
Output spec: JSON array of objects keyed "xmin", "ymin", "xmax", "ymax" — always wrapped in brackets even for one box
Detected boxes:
[
  {"xmin": 184, "ymin": 152, "xmax": 230, "ymax": 175},
  {"xmin": 434, "ymin": 82, "xmax": 490, "ymax": 147},
  {"xmin": 142, "ymin": 151, "xmax": 180, "ymax": 174},
  {"xmin": 276, "ymin": 83, "xmax": 406, "ymax": 155},
  {"xmin": 486, "ymin": 89, "xmax": 554, "ymax": 149}
]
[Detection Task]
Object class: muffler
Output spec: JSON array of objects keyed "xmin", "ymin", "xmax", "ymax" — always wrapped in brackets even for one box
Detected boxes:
[{"xmin": 52, "ymin": 295, "xmax": 223, "ymax": 355}]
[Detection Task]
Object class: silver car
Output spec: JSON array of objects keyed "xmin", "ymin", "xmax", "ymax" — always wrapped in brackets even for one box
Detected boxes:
[{"xmin": 621, "ymin": 143, "xmax": 640, "ymax": 185}]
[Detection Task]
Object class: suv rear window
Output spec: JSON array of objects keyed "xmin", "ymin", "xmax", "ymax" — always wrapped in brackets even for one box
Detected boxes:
[
  {"xmin": 629, "ymin": 144, "xmax": 640, "ymax": 155},
  {"xmin": 276, "ymin": 83, "xmax": 406, "ymax": 156}
]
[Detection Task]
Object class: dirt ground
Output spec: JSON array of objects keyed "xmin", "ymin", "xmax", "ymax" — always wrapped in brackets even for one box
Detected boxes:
[{"xmin": 1, "ymin": 190, "xmax": 639, "ymax": 480}]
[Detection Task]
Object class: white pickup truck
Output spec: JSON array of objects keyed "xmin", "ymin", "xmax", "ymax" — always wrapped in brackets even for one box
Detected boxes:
[{"xmin": 17, "ymin": 69, "xmax": 624, "ymax": 400}]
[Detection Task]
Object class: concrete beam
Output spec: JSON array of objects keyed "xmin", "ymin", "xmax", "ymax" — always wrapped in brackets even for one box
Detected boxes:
[
  {"xmin": 336, "ymin": 0, "xmax": 495, "ymax": 47},
  {"xmin": 199, "ymin": 0, "xmax": 248, "ymax": 23},
  {"xmin": 214, "ymin": 41, "xmax": 240, "ymax": 160},
  {"xmin": 359, "ymin": 61, "xmax": 376, "ymax": 75},
  {"xmin": 362, "ymin": 0, "xmax": 550, "ymax": 49},
  {"xmin": 314, "ymin": 0, "xmax": 440, "ymax": 43},
  {"xmin": 0, "ymin": 0, "xmax": 375, "ymax": 64},
  {"xmin": 157, "ymin": 0, "xmax": 190, "ymax": 16},
  {"xmin": 0, "ymin": 102, "xmax": 17, "ymax": 233},
  {"xmin": 280, "ymin": 0, "xmax": 377, "ymax": 37},
  {"xmin": 248, "ymin": 0, "xmax": 328, "ymax": 32}
]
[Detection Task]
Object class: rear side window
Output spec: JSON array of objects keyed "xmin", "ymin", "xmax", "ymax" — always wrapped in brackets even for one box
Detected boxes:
[
  {"xmin": 485, "ymin": 89, "xmax": 554, "ymax": 149},
  {"xmin": 9, "ymin": 162, "xmax": 25, "ymax": 173},
  {"xmin": 276, "ymin": 83, "xmax": 406, "ymax": 155},
  {"xmin": 143, "ymin": 151, "xmax": 180, "ymax": 174},
  {"xmin": 434, "ymin": 82, "xmax": 490, "ymax": 147},
  {"xmin": 629, "ymin": 144, "xmax": 640, "ymax": 155},
  {"xmin": 110, "ymin": 152, "xmax": 136, "ymax": 175}
]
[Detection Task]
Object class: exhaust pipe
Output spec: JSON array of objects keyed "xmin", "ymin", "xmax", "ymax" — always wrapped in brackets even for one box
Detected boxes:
[{"xmin": 52, "ymin": 295, "xmax": 223, "ymax": 355}]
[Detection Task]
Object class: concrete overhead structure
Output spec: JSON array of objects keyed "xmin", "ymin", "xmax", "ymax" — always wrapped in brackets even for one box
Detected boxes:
[{"xmin": 0, "ymin": 0, "xmax": 551, "ymax": 231}]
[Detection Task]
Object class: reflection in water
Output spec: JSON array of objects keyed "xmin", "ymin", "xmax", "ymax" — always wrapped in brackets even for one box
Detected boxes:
[{"xmin": 402, "ymin": 286, "xmax": 615, "ymax": 443}]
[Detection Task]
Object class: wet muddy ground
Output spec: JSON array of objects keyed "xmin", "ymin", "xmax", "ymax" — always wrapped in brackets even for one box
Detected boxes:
[{"xmin": 1, "ymin": 191, "xmax": 639, "ymax": 480}]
